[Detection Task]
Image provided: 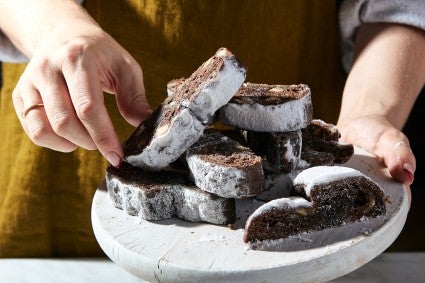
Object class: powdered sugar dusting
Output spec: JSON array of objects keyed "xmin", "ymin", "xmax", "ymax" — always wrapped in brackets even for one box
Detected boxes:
[
  {"xmin": 219, "ymin": 91, "xmax": 312, "ymax": 132},
  {"xmin": 246, "ymin": 231, "xmax": 315, "ymax": 250},
  {"xmin": 187, "ymin": 155, "xmax": 249, "ymax": 198},
  {"xmin": 284, "ymin": 131, "xmax": 302, "ymax": 166},
  {"xmin": 293, "ymin": 166, "xmax": 364, "ymax": 197},
  {"xmin": 126, "ymin": 108, "xmax": 204, "ymax": 170},
  {"xmin": 125, "ymin": 47, "xmax": 246, "ymax": 170},
  {"xmin": 106, "ymin": 172, "xmax": 234, "ymax": 225},
  {"xmin": 246, "ymin": 197, "xmax": 312, "ymax": 228},
  {"xmin": 186, "ymin": 55, "xmax": 247, "ymax": 123},
  {"xmin": 311, "ymin": 119, "xmax": 338, "ymax": 133},
  {"xmin": 186, "ymin": 130, "xmax": 264, "ymax": 198},
  {"xmin": 198, "ymin": 234, "xmax": 227, "ymax": 244}
]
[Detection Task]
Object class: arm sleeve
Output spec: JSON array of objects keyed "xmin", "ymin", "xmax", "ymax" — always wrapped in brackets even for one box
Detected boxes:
[
  {"xmin": 0, "ymin": 0, "xmax": 85, "ymax": 63},
  {"xmin": 339, "ymin": 0, "xmax": 425, "ymax": 72}
]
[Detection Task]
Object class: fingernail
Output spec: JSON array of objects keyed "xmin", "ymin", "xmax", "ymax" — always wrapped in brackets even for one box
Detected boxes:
[
  {"xmin": 107, "ymin": 151, "xmax": 122, "ymax": 168},
  {"xmin": 403, "ymin": 163, "xmax": 415, "ymax": 183}
]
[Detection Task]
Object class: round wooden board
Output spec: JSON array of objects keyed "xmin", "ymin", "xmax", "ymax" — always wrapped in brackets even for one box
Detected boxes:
[{"xmin": 91, "ymin": 147, "xmax": 410, "ymax": 282}]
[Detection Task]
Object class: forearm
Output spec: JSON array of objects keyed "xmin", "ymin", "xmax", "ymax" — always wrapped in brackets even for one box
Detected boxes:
[
  {"xmin": 338, "ymin": 23, "xmax": 425, "ymax": 130},
  {"xmin": 0, "ymin": 0, "xmax": 99, "ymax": 58}
]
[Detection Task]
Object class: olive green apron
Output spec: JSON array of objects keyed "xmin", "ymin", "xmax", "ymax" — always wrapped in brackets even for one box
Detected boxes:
[{"xmin": 0, "ymin": 0, "xmax": 344, "ymax": 257}]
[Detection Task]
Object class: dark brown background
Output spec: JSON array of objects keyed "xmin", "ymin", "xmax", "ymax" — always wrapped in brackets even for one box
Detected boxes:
[{"xmin": 388, "ymin": 87, "xmax": 425, "ymax": 252}]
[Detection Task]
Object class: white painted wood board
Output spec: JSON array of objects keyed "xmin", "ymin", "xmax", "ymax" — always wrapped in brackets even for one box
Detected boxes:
[{"xmin": 91, "ymin": 147, "xmax": 409, "ymax": 282}]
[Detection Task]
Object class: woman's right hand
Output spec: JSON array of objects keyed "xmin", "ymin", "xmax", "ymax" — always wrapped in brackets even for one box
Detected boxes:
[{"xmin": 1, "ymin": 0, "xmax": 152, "ymax": 167}]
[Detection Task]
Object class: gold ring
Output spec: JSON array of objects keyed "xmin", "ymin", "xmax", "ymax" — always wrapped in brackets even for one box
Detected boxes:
[{"xmin": 21, "ymin": 103, "xmax": 44, "ymax": 119}]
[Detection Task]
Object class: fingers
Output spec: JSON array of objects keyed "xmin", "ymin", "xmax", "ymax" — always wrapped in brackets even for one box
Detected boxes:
[
  {"xmin": 375, "ymin": 132, "xmax": 416, "ymax": 186},
  {"xmin": 338, "ymin": 116, "xmax": 416, "ymax": 185},
  {"xmin": 12, "ymin": 79, "xmax": 78, "ymax": 152},
  {"xmin": 12, "ymin": 34, "xmax": 149, "ymax": 167},
  {"xmin": 113, "ymin": 56, "xmax": 152, "ymax": 126},
  {"xmin": 62, "ymin": 53, "xmax": 123, "ymax": 167},
  {"xmin": 32, "ymin": 61, "xmax": 97, "ymax": 150}
]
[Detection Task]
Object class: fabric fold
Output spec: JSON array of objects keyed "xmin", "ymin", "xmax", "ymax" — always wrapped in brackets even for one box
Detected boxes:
[{"xmin": 339, "ymin": 0, "xmax": 425, "ymax": 71}]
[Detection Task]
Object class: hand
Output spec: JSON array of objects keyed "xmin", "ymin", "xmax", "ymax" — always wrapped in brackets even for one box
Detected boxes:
[
  {"xmin": 11, "ymin": 30, "xmax": 151, "ymax": 167},
  {"xmin": 337, "ymin": 23, "xmax": 425, "ymax": 187},
  {"xmin": 337, "ymin": 115, "xmax": 415, "ymax": 185}
]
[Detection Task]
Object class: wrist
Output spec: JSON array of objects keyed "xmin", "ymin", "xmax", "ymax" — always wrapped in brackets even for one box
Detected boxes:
[
  {"xmin": 34, "ymin": 21, "xmax": 106, "ymax": 58},
  {"xmin": 0, "ymin": 0, "xmax": 102, "ymax": 58},
  {"xmin": 338, "ymin": 79, "xmax": 408, "ymax": 130}
]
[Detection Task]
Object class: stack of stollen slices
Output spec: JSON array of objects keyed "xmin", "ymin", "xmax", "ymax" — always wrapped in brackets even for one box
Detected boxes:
[
  {"xmin": 105, "ymin": 47, "xmax": 249, "ymax": 225},
  {"xmin": 216, "ymin": 82, "xmax": 385, "ymax": 249},
  {"xmin": 102, "ymin": 47, "xmax": 386, "ymax": 251},
  {"xmin": 218, "ymin": 83, "xmax": 355, "ymax": 202}
]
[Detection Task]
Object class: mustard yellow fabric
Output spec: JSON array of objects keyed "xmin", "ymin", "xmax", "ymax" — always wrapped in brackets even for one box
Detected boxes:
[{"xmin": 0, "ymin": 0, "xmax": 345, "ymax": 257}]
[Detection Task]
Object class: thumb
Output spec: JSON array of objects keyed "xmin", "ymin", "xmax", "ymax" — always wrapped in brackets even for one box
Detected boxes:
[{"xmin": 115, "ymin": 60, "xmax": 152, "ymax": 126}]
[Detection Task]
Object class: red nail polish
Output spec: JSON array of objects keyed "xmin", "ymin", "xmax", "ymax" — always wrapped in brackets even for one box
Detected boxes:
[
  {"xmin": 403, "ymin": 163, "xmax": 415, "ymax": 183},
  {"xmin": 404, "ymin": 169, "xmax": 414, "ymax": 183}
]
